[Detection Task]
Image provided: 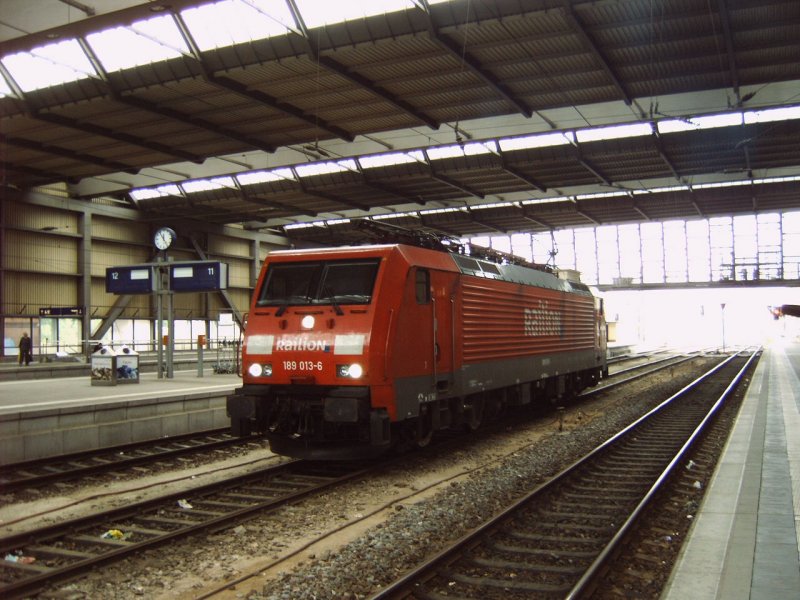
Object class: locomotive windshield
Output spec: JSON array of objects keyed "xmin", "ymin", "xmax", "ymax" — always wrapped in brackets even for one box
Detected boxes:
[{"xmin": 257, "ymin": 259, "xmax": 380, "ymax": 308}]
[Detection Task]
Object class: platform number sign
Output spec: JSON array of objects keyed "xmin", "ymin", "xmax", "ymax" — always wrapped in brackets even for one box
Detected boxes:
[
  {"xmin": 106, "ymin": 266, "xmax": 154, "ymax": 294},
  {"xmin": 170, "ymin": 261, "xmax": 228, "ymax": 292}
]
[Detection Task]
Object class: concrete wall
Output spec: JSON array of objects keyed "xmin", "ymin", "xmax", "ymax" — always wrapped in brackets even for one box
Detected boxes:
[{"xmin": 0, "ymin": 391, "xmax": 230, "ymax": 465}]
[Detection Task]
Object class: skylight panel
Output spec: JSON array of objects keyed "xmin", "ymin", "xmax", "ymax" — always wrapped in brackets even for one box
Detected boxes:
[
  {"xmin": 521, "ymin": 196, "xmax": 568, "ymax": 206},
  {"xmin": 744, "ymin": 105, "xmax": 800, "ymax": 124},
  {"xmin": 753, "ymin": 175, "xmax": 800, "ymax": 185},
  {"xmin": 499, "ymin": 132, "xmax": 573, "ymax": 152},
  {"xmin": 295, "ymin": 159, "xmax": 356, "ymax": 177},
  {"xmin": 130, "ymin": 184, "xmax": 181, "ymax": 200},
  {"xmin": 472, "ymin": 201, "xmax": 515, "ymax": 210},
  {"xmin": 428, "ymin": 141, "xmax": 497, "ymax": 160},
  {"xmin": 694, "ymin": 179, "xmax": 752, "ymax": 190},
  {"xmin": 359, "ymin": 151, "xmax": 423, "ymax": 169},
  {"xmin": 427, "ymin": 145, "xmax": 466, "ymax": 160},
  {"xmin": 181, "ymin": 0, "xmax": 293, "ymax": 51},
  {"xmin": 420, "ymin": 206, "xmax": 466, "ymax": 216},
  {"xmin": 632, "ymin": 185, "xmax": 689, "ymax": 194},
  {"xmin": 285, "ymin": 218, "xmax": 352, "ymax": 230},
  {"xmin": 2, "ymin": 39, "xmax": 95, "ymax": 92},
  {"xmin": 295, "ymin": 0, "xmax": 415, "ymax": 28},
  {"xmin": 182, "ymin": 176, "xmax": 235, "ymax": 193},
  {"xmin": 658, "ymin": 112, "xmax": 743, "ymax": 134},
  {"xmin": 0, "ymin": 77, "xmax": 12, "ymax": 98},
  {"xmin": 86, "ymin": 15, "xmax": 188, "ymax": 72},
  {"xmin": 237, "ymin": 168, "xmax": 295, "ymax": 186},
  {"xmin": 372, "ymin": 212, "xmax": 417, "ymax": 220},
  {"xmin": 576, "ymin": 122, "xmax": 653, "ymax": 143},
  {"xmin": 576, "ymin": 190, "xmax": 629, "ymax": 200}
]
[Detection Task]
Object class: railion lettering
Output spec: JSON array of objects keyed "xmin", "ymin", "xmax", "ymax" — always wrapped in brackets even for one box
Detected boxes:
[{"xmin": 275, "ymin": 336, "xmax": 329, "ymax": 352}]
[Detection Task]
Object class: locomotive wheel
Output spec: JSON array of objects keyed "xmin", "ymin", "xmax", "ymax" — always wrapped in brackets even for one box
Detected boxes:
[
  {"xmin": 416, "ymin": 425, "xmax": 434, "ymax": 447},
  {"xmin": 464, "ymin": 396, "xmax": 484, "ymax": 431},
  {"xmin": 416, "ymin": 411, "xmax": 434, "ymax": 447}
]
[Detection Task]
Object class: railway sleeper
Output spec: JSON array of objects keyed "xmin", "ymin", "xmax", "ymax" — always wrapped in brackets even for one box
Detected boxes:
[
  {"xmin": 24, "ymin": 545, "xmax": 94, "ymax": 560},
  {"xmin": 506, "ymin": 532, "xmax": 605, "ymax": 546},
  {"xmin": 470, "ymin": 556, "xmax": 585, "ymax": 575},
  {"xmin": 489, "ymin": 542, "xmax": 598, "ymax": 559},
  {"xmin": 524, "ymin": 520, "xmax": 612, "ymax": 533},
  {"xmin": 439, "ymin": 569, "xmax": 573, "ymax": 593}
]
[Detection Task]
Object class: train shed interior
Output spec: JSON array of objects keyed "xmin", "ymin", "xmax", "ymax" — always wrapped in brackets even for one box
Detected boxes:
[
  {"xmin": 1, "ymin": 4, "xmax": 800, "ymax": 600},
  {"xmin": 2, "ymin": 0, "xmax": 800, "ymax": 355}
]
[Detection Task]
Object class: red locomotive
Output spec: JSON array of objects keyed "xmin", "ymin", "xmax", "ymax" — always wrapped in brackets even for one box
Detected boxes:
[{"xmin": 227, "ymin": 232, "xmax": 607, "ymax": 459}]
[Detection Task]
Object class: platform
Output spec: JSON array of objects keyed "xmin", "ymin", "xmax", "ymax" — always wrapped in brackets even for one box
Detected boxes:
[
  {"xmin": 0, "ymin": 367, "xmax": 241, "ymax": 465},
  {"xmin": 663, "ymin": 342, "xmax": 800, "ymax": 599}
]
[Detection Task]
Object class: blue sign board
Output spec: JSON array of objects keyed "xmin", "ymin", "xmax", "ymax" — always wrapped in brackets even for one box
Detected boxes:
[
  {"xmin": 106, "ymin": 266, "xmax": 153, "ymax": 294},
  {"xmin": 170, "ymin": 261, "xmax": 228, "ymax": 292}
]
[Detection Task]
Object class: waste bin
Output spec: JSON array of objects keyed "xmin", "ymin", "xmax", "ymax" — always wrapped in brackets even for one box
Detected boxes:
[
  {"xmin": 91, "ymin": 346, "xmax": 117, "ymax": 386},
  {"xmin": 116, "ymin": 346, "xmax": 140, "ymax": 384}
]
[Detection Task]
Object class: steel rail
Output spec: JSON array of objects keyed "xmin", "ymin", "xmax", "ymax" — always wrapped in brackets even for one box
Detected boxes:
[
  {"xmin": 566, "ymin": 348, "xmax": 760, "ymax": 598},
  {"xmin": 0, "ymin": 459, "xmax": 373, "ymax": 599},
  {"xmin": 369, "ymin": 350, "xmax": 756, "ymax": 599},
  {"xmin": 0, "ymin": 428, "xmax": 258, "ymax": 492},
  {"xmin": 581, "ymin": 353, "xmax": 698, "ymax": 399}
]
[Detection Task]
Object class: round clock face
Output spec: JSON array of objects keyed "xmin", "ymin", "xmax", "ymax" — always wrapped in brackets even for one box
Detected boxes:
[{"xmin": 154, "ymin": 227, "xmax": 175, "ymax": 250}]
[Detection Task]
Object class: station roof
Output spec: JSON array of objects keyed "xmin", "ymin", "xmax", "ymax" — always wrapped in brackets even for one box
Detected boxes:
[{"xmin": 2, "ymin": 0, "xmax": 799, "ymax": 246}]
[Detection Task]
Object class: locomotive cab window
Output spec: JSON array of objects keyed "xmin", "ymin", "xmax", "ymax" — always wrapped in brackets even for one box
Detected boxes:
[{"xmin": 257, "ymin": 259, "xmax": 380, "ymax": 307}]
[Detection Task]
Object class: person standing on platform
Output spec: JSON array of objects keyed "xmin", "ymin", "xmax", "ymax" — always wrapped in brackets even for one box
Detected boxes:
[{"xmin": 18, "ymin": 332, "xmax": 32, "ymax": 366}]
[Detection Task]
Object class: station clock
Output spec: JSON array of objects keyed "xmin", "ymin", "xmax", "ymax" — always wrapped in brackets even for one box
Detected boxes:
[{"xmin": 153, "ymin": 227, "xmax": 176, "ymax": 250}]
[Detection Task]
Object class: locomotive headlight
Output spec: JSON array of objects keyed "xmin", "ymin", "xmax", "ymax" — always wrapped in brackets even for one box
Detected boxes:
[
  {"xmin": 248, "ymin": 362, "xmax": 272, "ymax": 377},
  {"xmin": 301, "ymin": 315, "xmax": 315, "ymax": 329},
  {"xmin": 337, "ymin": 363, "xmax": 363, "ymax": 378}
]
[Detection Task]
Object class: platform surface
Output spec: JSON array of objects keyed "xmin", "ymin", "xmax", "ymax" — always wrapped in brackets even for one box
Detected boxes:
[
  {"xmin": 0, "ymin": 366, "xmax": 240, "ymax": 414},
  {"xmin": 663, "ymin": 342, "xmax": 800, "ymax": 599}
]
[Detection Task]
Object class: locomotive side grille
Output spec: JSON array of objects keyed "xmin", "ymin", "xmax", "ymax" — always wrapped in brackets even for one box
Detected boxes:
[{"xmin": 461, "ymin": 278, "xmax": 597, "ymax": 362}]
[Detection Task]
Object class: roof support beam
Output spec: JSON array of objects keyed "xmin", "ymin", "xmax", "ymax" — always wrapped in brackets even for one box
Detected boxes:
[
  {"xmin": 76, "ymin": 38, "xmax": 276, "ymax": 154},
  {"xmin": 285, "ymin": 0, "xmax": 439, "ymax": 131},
  {"xmin": 422, "ymin": 150, "xmax": 485, "ymax": 199},
  {"xmin": 233, "ymin": 180, "xmax": 318, "ymax": 218},
  {"xmin": 571, "ymin": 199, "xmax": 600, "ymax": 225},
  {"xmin": 36, "ymin": 110, "xmax": 203, "ymax": 163},
  {"xmin": 688, "ymin": 188, "xmax": 706, "ymax": 218},
  {"xmin": 415, "ymin": 0, "xmax": 532, "ymax": 118},
  {"xmin": 2, "ymin": 133, "xmax": 137, "ymax": 174},
  {"xmin": 560, "ymin": 2, "xmax": 633, "ymax": 107},
  {"xmin": 0, "ymin": 57, "xmax": 202, "ymax": 164},
  {"xmin": 716, "ymin": 0, "xmax": 741, "ymax": 103},
  {"xmin": 574, "ymin": 152, "xmax": 612, "ymax": 187},
  {"xmin": 290, "ymin": 167, "xmax": 372, "ymax": 212},
  {"xmin": 431, "ymin": 174, "xmax": 485, "ymax": 200},
  {"xmin": 355, "ymin": 159, "xmax": 427, "ymax": 206},
  {"xmin": 500, "ymin": 161, "xmax": 548, "ymax": 193},
  {"xmin": 628, "ymin": 193, "xmax": 651, "ymax": 221},
  {"xmin": 469, "ymin": 212, "xmax": 507, "ymax": 234},
  {"xmin": 171, "ymin": 11, "xmax": 354, "ymax": 142},
  {"xmin": 650, "ymin": 131, "xmax": 682, "ymax": 181},
  {"xmin": 0, "ymin": 161, "xmax": 65, "ymax": 182},
  {"xmin": 518, "ymin": 207, "xmax": 554, "ymax": 230}
]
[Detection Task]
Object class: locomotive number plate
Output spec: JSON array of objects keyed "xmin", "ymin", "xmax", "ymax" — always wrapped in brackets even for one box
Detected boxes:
[{"xmin": 283, "ymin": 360, "xmax": 323, "ymax": 371}]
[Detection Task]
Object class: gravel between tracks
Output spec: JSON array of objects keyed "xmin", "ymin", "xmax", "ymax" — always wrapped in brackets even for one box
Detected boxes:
[{"xmin": 27, "ymin": 356, "xmax": 717, "ymax": 600}]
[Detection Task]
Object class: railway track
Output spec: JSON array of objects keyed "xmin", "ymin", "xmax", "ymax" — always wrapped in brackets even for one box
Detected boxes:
[
  {"xmin": 0, "ymin": 459, "xmax": 375, "ymax": 599},
  {"xmin": 0, "ymin": 351, "xmax": 721, "ymax": 598},
  {"xmin": 0, "ymin": 429, "xmax": 262, "ymax": 493},
  {"xmin": 0, "ymin": 353, "xmax": 694, "ymax": 495},
  {"xmin": 369, "ymin": 350, "xmax": 758, "ymax": 599}
]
